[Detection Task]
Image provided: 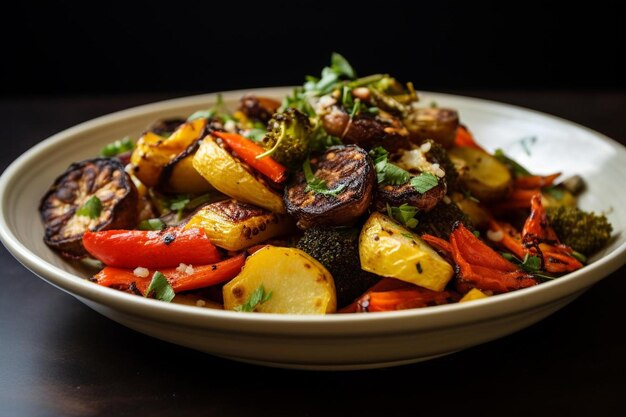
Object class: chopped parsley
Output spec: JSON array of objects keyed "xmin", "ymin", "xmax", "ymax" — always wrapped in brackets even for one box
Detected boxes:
[
  {"xmin": 302, "ymin": 158, "xmax": 346, "ymax": 197},
  {"xmin": 369, "ymin": 147, "xmax": 411, "ymax": 185},
  {"xmin": 100, "ymin": 136, "xmax": 134, "ymax": 157},
  {"xmin": 138, "ymin": 218, "xmax": 167, "ymax": 231},
  {"xmin": 235, "ymin": 284, "xmax": 273, "ymax": 312},
  {"xmin": 76, "ymin": 196, "xmax": 102, "ymax": 219},
  {"xmin": 386, "ymin": 203, "xmax": 419, "ymax": 229},
  {"xmin": 410, "ymin": 172, "xmax": 439, "ymax": 194},
  {"xmin": 145, "ymin": 271, "xmax": 175, "ymax": 302},
  {"xmin": 521, "ymin": 253, "xmax": 542, "ymax": 272}
]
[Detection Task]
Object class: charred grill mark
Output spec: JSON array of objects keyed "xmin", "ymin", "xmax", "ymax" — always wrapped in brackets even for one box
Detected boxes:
[{"xmin": 211, "ymin": 199, "xmax": 267, "ymax": 222}]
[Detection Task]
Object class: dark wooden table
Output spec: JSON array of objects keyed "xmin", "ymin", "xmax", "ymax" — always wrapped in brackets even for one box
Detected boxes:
[{"xmin": 1, "ymin": 91, "xmax": 624, "ymax": 417}]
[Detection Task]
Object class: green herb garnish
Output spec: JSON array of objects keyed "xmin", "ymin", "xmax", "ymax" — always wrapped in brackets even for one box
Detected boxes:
[
  {"xmin": 243, "ymin": 128, "xmax": 266, "ymax": 142},
  {"xmin": 410, "ymin": 172, "xmax": 439, "ymax": 194},
  {"xmin": 543, "ymin": 186, "xmax": 565, "ymax": 200},
  {"xmin": 521, "ymin": 253, "xmax": 542, "ymax": 272},
  {"xmin": 416, "ymin": 262, "xmax": 423, "ymax": 273},
  {"xmin": 369, "ymin": 147, "xmax": 411, "ymax": 186},
  {"xmin": 571, "ymin": 251, "xmax": 587, "ymax": 264},
  {"xmin": 138, "ymin": 218, "xmax": 167, "ymax": 231},
  {"xmin": 144, "ymin": 271, "xmax": 175, "ymax": 302},
  {"xmin": 401, "ymin": 232, "xmax": 414, "ymax": 239},
  {"xmin": 331, "ymin": 52, "xmax": 356, "ymax": 79},
  {"xmin": 235, "ymin": 284, "xmax": 273, "ymax": 312},
  {"xmin": 76, "ymin": 196, "xmax": 102, "ymax": 219},
  {"xmin": 494, "ymin": 149, "xmax": 532, "ymax": 177},
  {"xmin": 386, "ymin": 203, "xmax": 419, "ymax": 229},
  {"xmin": 169, "ymin": 195, "xmax": 190, "ymax": 211},
  {"xmin": 303, "ymin": 158, "xmax": 346, "ymax": 197},
  {"xmin": 100, "ymin": 136, "xmax": 134, "ymax": 157}
]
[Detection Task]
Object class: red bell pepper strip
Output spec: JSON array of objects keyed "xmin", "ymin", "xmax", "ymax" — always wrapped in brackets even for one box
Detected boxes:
[
  {"xmin": 94, "ymin": 254, "xmax": 245, "ymax": 294},
  {"xmin": 83, "ymin": 227, "xmax": 221, "ymax": 269},
  {"xmin": 454, "ymin": 125, "xmax": 485, "ymax": 151},
  {"xmin": 212, "ymin": 131, "xmax": 287, "ymax": 183}
]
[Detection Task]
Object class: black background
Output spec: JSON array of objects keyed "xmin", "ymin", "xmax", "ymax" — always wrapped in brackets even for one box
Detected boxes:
[{"xmin": 3, "ymin": 1, "xmax": 624, "ymax": 96}]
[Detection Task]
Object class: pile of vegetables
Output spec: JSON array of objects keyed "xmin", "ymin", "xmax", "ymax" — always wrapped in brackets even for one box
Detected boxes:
[{"xmin": 39, "ymin": 54, "xmax": 613, "ymax": 314}]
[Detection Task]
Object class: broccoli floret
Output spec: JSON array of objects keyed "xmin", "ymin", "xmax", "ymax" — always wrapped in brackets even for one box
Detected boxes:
[
  {"xmin": 297, "ymin": 227, "xmax": 379, "ymax": 308},
  {"xmin": 547, "ymin": 206, "xmax": 613, "ymax": 255},
  {"xmin": 415, "ymin": 201, "xmax": 474, "ymax": 240},
  {"xmin": 424, "ymin": 139, "xmax": 459, "ymax": 193},
  {"xmin": 259, "ymin": 108, "xmax": 312, "ymax": 169}
]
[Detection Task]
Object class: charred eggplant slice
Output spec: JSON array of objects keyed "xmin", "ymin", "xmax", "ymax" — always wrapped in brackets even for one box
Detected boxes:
[
  {"xmin": 238, "ymin": 95, "xmax": 281, "ymax": 124},
  {"xmin": 39, "ymin": 158, "xmax": 138, "ymax": 257},
  {"xmin": 321, "ymin": 106, "xmax": 410, "ymax": 152},
  {"xmin": 148, "ymin": 118, "xmax": 186, "ymax": 136},
  {"xmin": 285, "ymin": 145, "xmax": 375, "ymax": 229},
  {"xmin": 403, "ymin": 107, "xmax": 459, "ymax": 148},
  {"xmin": 376, "ymin": 179, "xmax": 446, "ymax": 213}
]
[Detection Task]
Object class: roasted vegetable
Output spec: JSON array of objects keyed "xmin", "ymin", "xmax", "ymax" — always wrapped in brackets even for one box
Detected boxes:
[
  {"xmin": 83, "ymin": 227, "xmax": 221, "ymax": 269},
  {"xmin": 450, "ymin": 192, "xmax": 491, "ymax": 229},
  {"xmin": 449, "ymin": 146, "xmax": 512, "ymax": 202},
  {"xmin": 239, "ymin": 95, "xmax": 281, "ymax": 124},
  {"xmin": 415, "ymin": 200, "xmax": 474, "ymax": 240},
  {"xmin": 459, "ymin": 288, "xmax": 489, "ymax": 303},
  {"xmin": 422, "ymin": 140, "xmax": 460, "ymax": 192},
  {"xmin": 130, "ymin": 118, "xmax": 207, "ymax": 187},
  {"xmin": 193, "ymin": 135, "xmax": 286, "ymax": 213},
  {"xmin": 321, "ymin": 106, "xmax": 410, "ymax": 151},
  {"xmin": 148, "ymin": 118, "xmax": 186, "ymax": 136},
  {"xmin": 403, "ymin": 107, "xmax": 459, "ymax": 148},
  {"xmin": 39, "ymin": 158, "xmax": 138, "ymax": 257},
  {"xmin": 184, "ymin": 199, "xmax": 295, "ymax": 251},
  {"xmin": 357, "ymin": 287, "xmax": 458, "ymax": 312},
  {"xmin": 285, "ymin": 145, "xmax": 375, "ymax": 228},
  {"xmin": 159, "ymin": 139, "xmax": 214, "ymax": 194},
  {"xmin": 297, "ymin": 227, "xmax": 379, "ymax": 308},
  {"xmin": 546, "ymin": 206, "xmax": 613, "ymax": 255},
  {"xmin": 359, "ymin": 212, "xmax": 454, "ymax": 292},
  {"xmin": 376, "ymin": 176, "xmax": 446, "ymax": 213},
  {"xmin": 260, "ymin": 108, "xmax": 312, "ymax": 169},
  {"xmin": 223, "ymin": 246, "xmax": 337, "ymax": 314}
]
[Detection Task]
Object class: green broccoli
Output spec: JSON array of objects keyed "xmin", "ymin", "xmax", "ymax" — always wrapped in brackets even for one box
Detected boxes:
[
  {"xmin": 297, "ymin": 227, "xmax": 379, "ymax": 308},
  {"xmin": 423, "ymin": 139, "xmax": 460, "ymax": 193},
  {"xmin": 415, "ymin": 201, "xmax": 474, "ymax": 240},
  {"xmin": 547, "ymin": 206, "xmax": 613, "ymax": 255},
  {"xmin": 258, "ymin": 108, "xmax": 312, "ymax": 169}
]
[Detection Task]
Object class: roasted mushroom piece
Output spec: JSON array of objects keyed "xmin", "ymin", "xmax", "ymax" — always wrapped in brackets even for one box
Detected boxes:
[
  {"xmin": 321, "ymin": 106, "xmax": 410, "ymax": 152},
  {"xmin": 376, "ymin": 179, "xmax": 447, "ymax": 213},
  {"xmin": 403, "ymin": 107, "xmax": 459, "ymax": 148},
  {"xmin": 285, "ymin": 145, "xmax": 375, "ymax": 229},
  {"xmin": 39, "ymin": 158, "xmax": 138, "ymax": 257}
]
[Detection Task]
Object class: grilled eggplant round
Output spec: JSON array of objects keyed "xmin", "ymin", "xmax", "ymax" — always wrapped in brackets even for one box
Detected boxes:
[
  {"xmin": 285, "ymin": 145, "xmax": 375, "ymax": 229},
  {"xmin": 39, "ymin": 158, "xmax": 138, "ymax": 257}
]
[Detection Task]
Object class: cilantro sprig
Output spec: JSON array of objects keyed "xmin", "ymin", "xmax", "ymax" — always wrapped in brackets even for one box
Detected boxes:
[
  {"xmin": 100, "ymin": 136, "xmax": 134, "ymax": 157},
  {"xmin": 76, "ymin": 196, "xmax": 102, "ymax": 219},
  {"xmin": 302, "ymin": 158, "xmax": 346, "ymax": 197},
  {"xmin": 235, "ymin": 284, "xmax": 273, "ymax": 312},
  {"xmin": 386, "ymin": 203, "xmax": 419, "ymax": 229},
  {"xmin": 411, "ymin": 172, "xmax": 439, "ymax": 194}
]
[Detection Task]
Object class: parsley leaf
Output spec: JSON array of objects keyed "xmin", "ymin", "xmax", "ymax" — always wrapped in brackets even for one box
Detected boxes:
[
  {"xmin": 144, "ymin": 271, "xmax": 175, "ymax": 302},
  {"xmin": 411, "ymin": 173, "xmax": 439, "ymax": 194},
  {"xmin": 76, "ymin": 196, "xmax": 102, "ymax": 219},
  {"xmin": 386, "ymin": 203, "xmax": 419, "ymax": 229},
  {"xmin": 331, "ymin": 52, "xmax": 356, "ymax": 79},
  {"xmin": 302, "ymin": 159, "xmax": 346, "ymax": 197},
  {"xmin": 243, "ymin": 128, "xmax": 266, "ymax": 142},
  {"xmin": 138, "ymin": 218, "xmax": 167, "ymax": 231},
  {"xmin": 100, "ymin": 136, "xmax": 134, "ymax": 157},
  {"xmin": 369, "ymin": 147, "xmax": 410, "ymax": 185},
  {"xmin": 521, "ymin": 254, "xmax": 542, "ymax": 272},
  {"xmin": 169, "ymin": 195, "xmax": 190, "ymax": 211},
  {"xmin": 234, "ymin": 284, "xmax": 273, "ymax": 312}
]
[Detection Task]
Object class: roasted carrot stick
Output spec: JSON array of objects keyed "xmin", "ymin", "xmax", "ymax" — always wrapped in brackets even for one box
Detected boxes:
[
  {"xmin": 513, "ymin": 173, "xmax": 560, "ymax": 189},
  {"xmin": 212, "ymin": 131, "xmax": 287, "ymax": 183},
  {"xmin": 454, "ymin": 125, "xmax": 485, "ymax": 151},
  {"xmin": 363, "ymin": 288, "xmax": 458, "ymax": 312}
]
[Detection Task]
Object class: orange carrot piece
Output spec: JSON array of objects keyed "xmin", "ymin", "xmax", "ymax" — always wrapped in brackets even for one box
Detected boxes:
[
  {"xmin": 513, "ymin": 173, "xmax": 560, "ymax": 189},
  {"xmin": 454, "ymin": 125, "xmax": 485, "ymax": 151}
]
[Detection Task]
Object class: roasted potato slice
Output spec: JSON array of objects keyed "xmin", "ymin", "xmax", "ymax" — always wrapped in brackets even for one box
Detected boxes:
[
  {"xmin": 403, "ymin": 107, "xmax": 459, "ymax": 148},
  {"xmin": 39, "ymin": 158, "xmax": 138, "ymax": 257},
  {"xmin": 459, "ymin": 288, "xmax": 489, "ymax": 303},
  {"xmin": 184, "ymin": 199, "xmax": 295, "ymax": 251},
  {"xmin": 449, "ymin": 147, "xmax": 512, "ymax": 202},
  {"xmin": 450, "ymin": 192, "xmax": 491, "ymax": 229},
  {"xmin": 159, "ymin": 140, "xmax": 213, "ymax": 194},
  {"xmin": 131, "ymin": 118, "xmax": 207, "ymax": 187},
  {"xmin": 359, "ymin": 212, "xmax": 454, "ymax": 291},
  {"xmin": 193, "ymin": 135, "xmax": 286, "ymax": 213},
  {"xmin": 284, "ymin": 145, "xmax": 375, "ymax": 229},
  {"xmin": 223, "ymin": 246, "xmax": 336, "ymax": 314}
]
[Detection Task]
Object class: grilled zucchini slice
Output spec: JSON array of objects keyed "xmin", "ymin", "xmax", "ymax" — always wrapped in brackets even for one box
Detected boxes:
[
  {"xmin": 184, "ymin": 199, "xmax": 294, "ymax": 251},
  {"xmin": 39, "ymin": 158, "xmax": 138, "ymax": 257}
]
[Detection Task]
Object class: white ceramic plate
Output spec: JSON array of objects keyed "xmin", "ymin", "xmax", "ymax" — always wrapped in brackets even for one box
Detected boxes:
[{"xmin": 1, "ymin": 88, "xmax": 625, "ymax": 370}]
